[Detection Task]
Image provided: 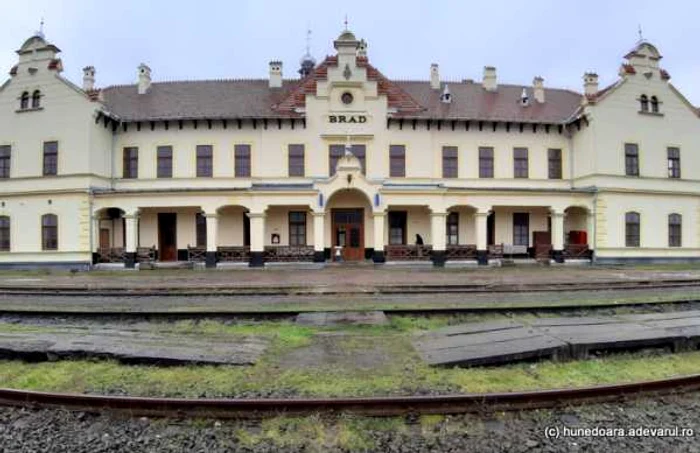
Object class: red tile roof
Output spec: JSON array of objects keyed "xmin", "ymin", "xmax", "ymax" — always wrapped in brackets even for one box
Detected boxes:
[{"xmin": 101, "ymin": 57, "xmax": 583, "ymax": 124}]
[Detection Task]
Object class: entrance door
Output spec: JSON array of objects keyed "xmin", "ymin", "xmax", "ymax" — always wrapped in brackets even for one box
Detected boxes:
[
  {"xmin": 158, "ymin": 213, "xmax": 177, "ymax": 261},
  {"xmin": 332, "ymin": 209, "xmax": 364, "ymax": 261},
  {"xmin": 99, "ymin": 228, "xmax": 110, "ymax": 249}
]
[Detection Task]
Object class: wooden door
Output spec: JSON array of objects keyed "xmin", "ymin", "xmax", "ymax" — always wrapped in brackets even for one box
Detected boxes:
[
  {"xmin": 332, "ymin": 209, "xmax": 364, "ymax": 261},
  {"xmin": 158, "ymin": 213, "xmax": 177, "ymax": 261},
  {"xmin": 99, "ymin": 228, "xmax": 110, "ymax": 249}
]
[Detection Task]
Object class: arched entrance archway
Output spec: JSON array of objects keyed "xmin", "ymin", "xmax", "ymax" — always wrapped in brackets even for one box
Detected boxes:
[{"xmin": 325, "ymin": 189, "xmax": 374, "ymax": 261}]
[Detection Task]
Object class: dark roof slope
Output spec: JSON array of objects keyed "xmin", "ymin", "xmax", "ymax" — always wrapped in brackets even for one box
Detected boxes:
[
  {"xmin": 395, "ymin": 81, "xmax": 581, "ymax": 123},
  {"xmin": 101, "ymin": 72, "xmax": 583, "ymax": 124},
  {"xmin": 101, "ymin": 79, "xmax": 301, "ymax": 121}
]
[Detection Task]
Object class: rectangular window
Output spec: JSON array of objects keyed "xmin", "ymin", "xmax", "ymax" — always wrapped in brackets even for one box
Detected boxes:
[
  {"xmin": 668, "ymin": 147, "xmax": 680, "ymax": 179},
  {"xmin": 195, "ymin": 212, "xmax": 207, "ymax": 247},
  {"xmin": 513, "ymin": 213, "xmax": 529, "ymax": 246},
  {"xmin": 196, "ymin": 145, "xmax": 213, "ymax": 177},
  {"xmin": 43, "ymin": 141, "xmax": 58, "ymax": 176},
  {"xmin": 669, "ymin": 214, "xmax": 682, "ymax": 247},
  {"xmin": 288, "ymin": 144, "xmax": 305, "ymax": 177},
  {"xmin": 234, "ymin": 144, "xmax": 251, "ymax": 177},
  {"xmin": 288, "ymin": 211, "xmax": 307, "ymax": 246},
  {"xmin": 548, "ymin": 148, "xmax": 562, "ymax": 179},
  {"xmin": 388, "ymin": 211, "xmax": 407, "ymax": 245},
  {"xmin": 0, "ymin": 217, "xmax": 9, "ymax": 251},
  {"xmin": 625, "ymin": 212, "xmax": 640, "ymax": 247},
  {"xmin": 156, "ymin": 146, "xmax": 173, "ymax": 178},
  {"xmin": 329, "ymin": 144, "xmax": 366, "ymax": 175},
  {"xmin": 389, "ymin": 145, "xmax": 406, "ymax": 177},
  {"xmin": 479, "ymin": 147, "xmax": 494, "ymax": 178},
  {"xmin": 513, "ymin": 147, "xmax": 529, "ymax": 179},
  {"xmin": 0, "ymin": 145, "xmax": 10, "ymax": 179},
  {"xmin": 446, "ymin": 212, "xmax": 459, "ymax": 246},
  {"xmin": 442, "ymin": 146, "xmax": 458, "ymax": 178},
  {"xmin": 625, "ymin": 143, "xmax": 639, "ymax": 176},
  {"xmin": 41, "ymin": 214, "xmax": 58, "ymax": 251},
  {"xmin": 122, "ymin": 147, "xmax": 138, "ymax": 179}
]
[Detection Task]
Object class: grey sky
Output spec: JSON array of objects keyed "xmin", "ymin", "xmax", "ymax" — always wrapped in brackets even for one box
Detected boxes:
[{"xmin": 2, "ymin": 0, "xmax": 699, "ymax": 104}]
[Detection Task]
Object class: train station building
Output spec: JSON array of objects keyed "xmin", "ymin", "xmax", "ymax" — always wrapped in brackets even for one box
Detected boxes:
[{"xmin": 0, "ymin": 28, "xmax": 698, "ymax": 269}]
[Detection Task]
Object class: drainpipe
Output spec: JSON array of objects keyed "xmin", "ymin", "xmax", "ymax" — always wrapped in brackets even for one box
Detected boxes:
[
  {"xmin": 110, "ymin": 120, "xmax": 117, "ymax": 190},
  {"xmin": 591, "ymin": 190, "xmax": 598, "ymax": 264},
  {"xmin": 88, "ymin": 187, "xmax": 94, "ymax": 269}
]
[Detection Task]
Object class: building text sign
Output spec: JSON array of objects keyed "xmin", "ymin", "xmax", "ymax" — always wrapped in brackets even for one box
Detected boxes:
[{"xmin": 329, "ymin": 115, "xmax": 367, "ymax": 124}]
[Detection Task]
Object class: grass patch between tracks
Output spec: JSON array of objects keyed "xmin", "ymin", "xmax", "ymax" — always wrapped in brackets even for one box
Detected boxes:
[{"xmin": 1, "ymin": 320, "xmax": 700, "ymax": 398}]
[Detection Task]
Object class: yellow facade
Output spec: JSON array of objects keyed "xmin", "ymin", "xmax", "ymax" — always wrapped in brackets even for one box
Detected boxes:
[{"xmin": 0, "ymin": 32, "xmax": 698, "ymax": 269}]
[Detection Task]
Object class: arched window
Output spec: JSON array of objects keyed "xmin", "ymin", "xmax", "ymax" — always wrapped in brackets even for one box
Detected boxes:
[
  {"xmin": 668, "ymin": 214, "xmax": 682, "ymax": 247},
  {"xmin": 19, "ymin": 92, "xmax": 29, "ymax": 110},
  {"xmin": 41, "ymin": 214, "xmax": 58, "ymax": 250},
  {"xmin": 31, "ymin": 90, "xmax": 41, "ymax": 109},
  {"xmin": 640, "ymin": 95, "xmax": 649, "ymax": 112},
  {"xmin": 650, "ymin": 96, "xmax": 659, "ymax": 113},
  {"xmin": 0, "ymin": 216, "xmax": 9, "ymax": 252},
  {"xmin": 625, "ymin": 212, "xmax": 640, "ymax": 247}
]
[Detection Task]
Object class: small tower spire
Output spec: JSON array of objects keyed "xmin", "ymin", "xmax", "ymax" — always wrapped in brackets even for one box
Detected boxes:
[
  {"xmin": 37, "ymin": 17, "xmax": 45, "ymax": 39},
  {"xmin": 305, "ymin": 28, "xmax": 312, "ymax": 56},
  {"xmin": 298, "ymin": 27, "xmax": 316, "ymax": 78}
]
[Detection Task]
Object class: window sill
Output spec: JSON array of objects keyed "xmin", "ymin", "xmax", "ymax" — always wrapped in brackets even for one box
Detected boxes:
[
  {"xmin": 638, "ymin": 110, "xmax": 664, "ymax": 117},
  {"xmin": 15, "ymin": 107, "xmax": 44, "ymax": 114}
]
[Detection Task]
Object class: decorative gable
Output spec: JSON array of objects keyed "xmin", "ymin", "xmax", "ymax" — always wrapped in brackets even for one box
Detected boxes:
[{"xmin": 273, "ymin": 56, "xmax": 424, "ymax": 115}]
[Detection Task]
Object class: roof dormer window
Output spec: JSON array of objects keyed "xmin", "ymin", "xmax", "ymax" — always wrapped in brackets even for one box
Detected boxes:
[
  {"xmin": 31, "ymin": 90, "xmax": 41, "ymax": 109},
  {"xmin": 640, "ymin": 94, "xmax": 649, "ymax": 112},
  {"xmin": 19, "ymin": 92, "xmax": 29, "ymax": 110}
]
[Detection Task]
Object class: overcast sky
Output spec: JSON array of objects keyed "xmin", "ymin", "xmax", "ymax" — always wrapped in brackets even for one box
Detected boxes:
[{"xmin": 2, "ymin": 0, "xmax": 699, "ymax": 104}]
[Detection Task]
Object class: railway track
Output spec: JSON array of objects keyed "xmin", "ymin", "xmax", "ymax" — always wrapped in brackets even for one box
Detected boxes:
[
  {"xmin": 2, "ymin": 374, "xmax": 700, "ymax": 418},
  {"xmin": 1, "ymin": 278, "xmax": 699, "ymax": 297},
  {"xmin": 2, "ymin": 299, "xmax": 700, "ymax": 320}
]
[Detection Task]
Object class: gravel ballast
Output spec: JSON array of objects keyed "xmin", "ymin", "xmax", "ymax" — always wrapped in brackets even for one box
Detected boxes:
[{"xmin": 0, "ymin": 394, "xmax": 698, "ymax": 452}]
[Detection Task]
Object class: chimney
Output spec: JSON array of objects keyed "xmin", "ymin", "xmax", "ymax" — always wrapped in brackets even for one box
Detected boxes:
[
  {"xmin": 269, "ymin": 61, "xmax": 283, "ymax": 88},
  {"xmin": 533, "ymin": 76, "xmax": 545, "ymax": 103},
  {"xmin": 82, "ymin": 66, "xmax": 95, "ymax": 91},
  {"xmin": 583, "ymin": 72, "xmax": 599, "ymax": 97},
  {"xmin": 137, "ymin": 63, "xmax": 151, "ymax": 95},
  {"xmin": 430, "ymin": 63, "xmax": 440, "ymax": 90},
  {"xmin": 483, "ymin": 66, "xmax": 497, "ymax": 91}
]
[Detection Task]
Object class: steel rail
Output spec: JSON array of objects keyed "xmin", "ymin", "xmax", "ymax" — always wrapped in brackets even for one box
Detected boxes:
[
  {"xmin": 1, "ymin": 374, "xmax": 700, "ymax": 418},
  {"xmin": 0, "ymin": 278, "xmax": 699, "ymax": 297},
  {"xmin": 1, "ymin": 298, "xmax": 699, "ymax": 320}
]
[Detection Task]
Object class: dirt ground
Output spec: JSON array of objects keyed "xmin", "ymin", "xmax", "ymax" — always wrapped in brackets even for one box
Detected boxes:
[{"xmin": 1, "ymin": 265, "xmax": 699, "ymax": 290}]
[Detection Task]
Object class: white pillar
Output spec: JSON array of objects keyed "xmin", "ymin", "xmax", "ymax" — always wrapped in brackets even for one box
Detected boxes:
[
  {"xmin": 312, "ymin": 212, "xmax": 325, "ymax": 252},
  {"xmin": 475, "ymin": 211, "xmax": 489, "ymax": 251},
  {"xmin": 124, "ymin": 213, "xmax": 139, "ymax": 268},
  {"xmin": 373, "ymin": 212, "xmax": 386, "ymax": 262},
  {"xmin": 430, "ymin": 212, "xmax": 447, "ymax": 251},
  {"xmin": 248, "ymin": 212, "xmax": 266, "ymax": 267},
  {"xmin": 125, "ymin": 214, "xmax": 138, "ymax": 253},
  {"xmin": 551, "ymin": 210, "xmax": 565, "ymax": 250},
  {"xmin": 205, "ymin": 214, "xmax": 219, "ymax": 252},
  {"xmin": 430, "ymin": 211, "xmax": 447, "ymax": 266},
  {"xmin": 312, "ymin": 211, "xmax": 326, "ymax": 263},
  {"xmin": 204, "ymin": 213, "xmax": 219, "ymax": 268},
  {"xmin": 551, "ymin": 209, "xmax": 565, "ymax": 263},
  {"xmin": 93, "ymin": 217, "xmax": 101, "ymax": 251},
  {"xmin": 587, "ymin": 211, "xmax": 595, "ymax": 249}
]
